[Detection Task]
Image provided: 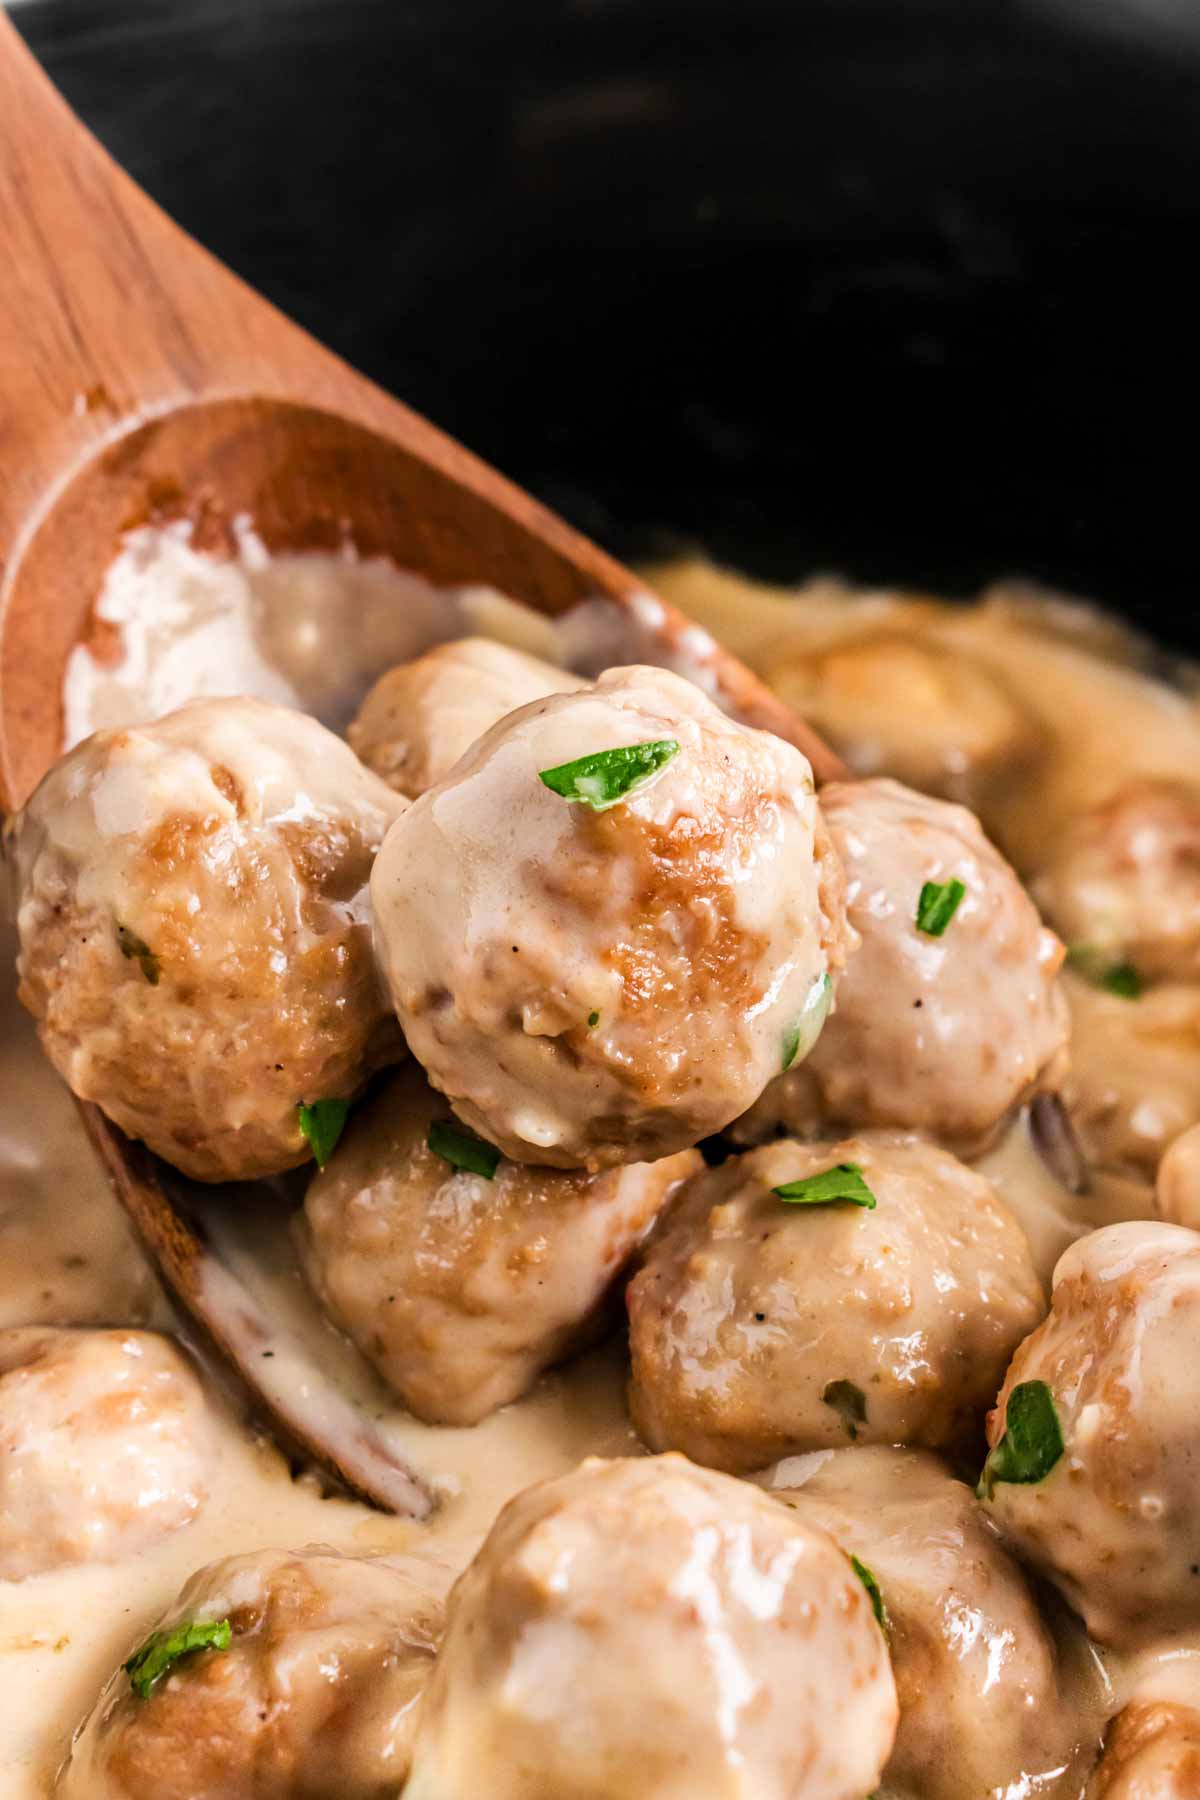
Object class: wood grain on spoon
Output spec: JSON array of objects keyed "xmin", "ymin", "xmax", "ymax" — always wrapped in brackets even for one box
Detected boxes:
[{"xmin": 0, "ymin": 15, "xmax": 846, "ymax": 1513}]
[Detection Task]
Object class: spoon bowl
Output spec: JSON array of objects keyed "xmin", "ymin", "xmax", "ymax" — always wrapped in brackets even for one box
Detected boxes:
[{"xmin": 0, "ymin": 14, "xmax": 844, "ymax": 1512}]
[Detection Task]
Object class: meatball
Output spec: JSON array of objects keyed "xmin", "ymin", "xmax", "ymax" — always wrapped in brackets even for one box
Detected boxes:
[
  {"xmin": 9, "ymin": 696, "xmax": 405, "ymax": 1181},
  {"xmin": 1062, "ymin": 972, "xmax": 1200, "ymax": 1183},
  {"xmin": 1034, "ymin": 779, "xmax": 1200, "ymax": 985},
  {"xmin": 372, "ymin": 664, "xmax": 849, "ymax": 1168},
  {"xmin": 1157, "ymin": 1121, "xmax": 1200, "ymax": 1228},
  {"xmin": 981, "ymin": 1221, "xmax": 1200, "ymax": 1648},
  {"xmin": 58, "ymin": 1548, "xmax": 443, "ymax": 1800},
  {"xmin": 764, "ymin": 626, "xmax": 1038, "ymax": 807},
  {"xmin": 1086, "ymin": 1702, "xmax": 1200, "ymax": 1799},
  {"xmin": 773, "ymin": 1446, "xmax": 1096, "ymax": 1799},
  {"xmin": 347, "ymin": 635, "xmax": 579, "ymax": 799},
  {"xmin": 736, "ymin": 777, "xmax": 1068, "ymax": 1150},
  {"xmin": 627, "ymin": 1133, "xmax": 1043, "ymax": 1473},
  {"xmin": 405, "ymin": 1454, "xmax": 897, "ymax": 1800},
  {"xmin": 298, "ymin": 1062, "xmax": 701, "ymax": 1425},
  {"xmin": 0, "ymin": 1327, "xmax": 211, "ymax": 1580}
]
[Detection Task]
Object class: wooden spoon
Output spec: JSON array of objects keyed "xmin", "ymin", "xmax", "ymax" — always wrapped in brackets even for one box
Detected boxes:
[{"xmin": 0, "ymin": 16, "xmax": 846, "ymax": 1514}]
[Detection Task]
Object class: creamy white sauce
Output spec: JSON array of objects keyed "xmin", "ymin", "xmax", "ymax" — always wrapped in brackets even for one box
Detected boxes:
[
  {"xmin": 7, "ymin": 530, "xmax": 1200, "ymax": 1795},
  {"xmin": 62, "ymin": 519, "xmax": 561, "ymax": 745}
]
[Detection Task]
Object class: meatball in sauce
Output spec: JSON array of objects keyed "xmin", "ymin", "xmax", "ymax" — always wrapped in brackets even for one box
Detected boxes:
[
  {"xmin": 299, "ymin": 1062, "xmax": 700, "ymax": 1424},
  {"xmin": 8, "ymin": 697, "xmax": 405, "ymax": 1181},
  {"xmin": 406, "ymin": 1454, "xmax": 898, "ymax": 1800},
  {"xmin": 347, "ymin": 636, "xmax": 579, "ymax": 800},
  {"xmin": 772, "ymin": 1445, "xmax": 1101, "ymax": 1798},
  {"xmin": 0, "ymin": 1328, "xmax": 211, "ymax": 1581},
  {"xmin": 736, "ymin": 777, "xmax": 1069, "ymax": 1152},
  {"xmin": 763, "ymin": 625, "xmax": 1041, "ymax": 809},
  {"xmin": 628, "ymin": 1133, "xmax": 1043, "ymax": 1471},
  {"xmin": 372, "ymin": 664, "xmax": 849, "ymax": 1168},
  {"xmin": 1034, "ymin": 778, "xmax": 1200, "ymax": 986},
  {"xmin": 981, "ymin": 1221, "xmax": 1200, "ymax": 1649},
  {"xmin": 58, "ymin": 1548, "xmax": 443, "ymax": 1800},
  {"xmin": 1086, "ymin": 1701, "xmax": 1200, "ymax": 1799}
]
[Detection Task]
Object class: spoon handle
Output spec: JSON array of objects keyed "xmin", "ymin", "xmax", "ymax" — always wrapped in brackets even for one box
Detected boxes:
[{"xmin": 0, "ymin": 16, "xmax": 616, "ymax": 580}]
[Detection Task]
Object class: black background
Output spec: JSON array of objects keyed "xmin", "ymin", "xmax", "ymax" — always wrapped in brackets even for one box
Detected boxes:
[{"xmin": 14, "ymin": 0, "xmax": 1200, "ymax": 647}]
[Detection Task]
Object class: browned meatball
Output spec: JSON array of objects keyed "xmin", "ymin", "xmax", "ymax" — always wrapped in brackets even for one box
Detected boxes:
[
  {"xmin": 773, "ymin": 1447, "xmax": 1098, "ymax": 1800},
  {"xmin": 1086, "ymin": 1702, "xmax": 1200, "ymax": 1799},
  {"xmin": 347, "ymin": 636, "xmax": 579, "ymax": 799},
  {"xmin": 736, "ymin": 777, "xmax": 1069, "ymax": 1150},
  {"xmin": 1062, "ymin": 972, "xmax": 1200, "ymax": 1183},
  {"xmin": 981, "ymin": 1222, "xmax": 1200, "ymax": 1649},
  {"xmin": 1157, "ymin": 1121, "xmax": 1200, "ymax": 1228},
  {"xmin": 406, "ymin": 1455, "xmax": 897, "ymax": 1800},
  {"xmin": 1034, "ymin": 779, "xmax": 1200, "ymax": 984},
  {"xmin": 58, "ymin": 1548, "xmax": 443, "ymax": 1800},
  {"xmin": 627, "ymin": 1133, "xmax": 1043, "ymax": 1472},
  {"xmin": 298, "ymin": 1063, "xmax": 700, "ymax": 1424},
  {"xmin": 9, "ymin": 697, "xmax": 405, "ymax": 1181},
  {"xmin": 764, "ymin": 625, "xmax": 1039, "ymax": 808},
  {"xmin": 0, "ymin": 1328, "xmax": 211, "ymax": 1580},
  {"xmin": 372, "ymin": 665, "xmax": 849, "ymax": 1168}
]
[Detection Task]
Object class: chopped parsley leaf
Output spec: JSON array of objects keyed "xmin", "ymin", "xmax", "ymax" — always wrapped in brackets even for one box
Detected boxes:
[
  {"xmin": 1101, "ymin": 962, "xmax": 1143, "ymax": 999},
  {"xmin": 773, "ymin": 1162, "xmax": 877, "ymax": 1210},
  {"xmin": 976, "ymin": 1380, "xmax": 1065, "ymax": 1501},
  {"xmin": 427, "ymin": 1118, "xmax": 501, "ymax": 1179},
  {"xmin": 823, "ymin": 1378, "xmax": 868, "ymax": 1440},
  {"xmin": 124, "ymin": 1618, "xmax": 231, "ymax": 1700},
  {"xmin": 538, "ymin": 739, "xmax": 679, "ymax": 811},
  {"xmin": 781, "ymin": 972, "xmax": 833, "ymax": 1072},
  {"xmin": 298, "ymin": 1098, "xmax": 349, "ymax": 1169},
  {"xmin": 587, "ymin": 1010, "xmax": 600, "ymax": 1029},
  {"xmin": 916, "ymin": 878, "xmax": 966, "ymax": 937},
  {"xmin": 1067, "ymin": 945, "xmax": 1142, "ymax": 1000},
  {"xmin": 849, "ymin": 1554, "xmax": 889, "ymax": 1637},
  {"xmin": 115, "ymin": 923, "xmax": 160, "ymax": 986}
]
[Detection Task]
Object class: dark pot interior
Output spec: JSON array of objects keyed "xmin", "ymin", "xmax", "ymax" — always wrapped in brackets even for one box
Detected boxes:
[{"xmin": 15, "ymin": 0, "xmax": 1200, "ymax": 649}]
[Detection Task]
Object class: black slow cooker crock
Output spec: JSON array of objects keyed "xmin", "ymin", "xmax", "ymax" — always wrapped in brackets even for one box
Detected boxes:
[{"xmin": 12, "ymin": 0, "xmax": 1200, "ymax": 648}]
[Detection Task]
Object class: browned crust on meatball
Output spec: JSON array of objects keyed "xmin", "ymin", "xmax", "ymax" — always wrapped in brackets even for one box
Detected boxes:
[{"xmin": 1088, "ymin": 1703, "xmax": 1200, "ymax": 1799}]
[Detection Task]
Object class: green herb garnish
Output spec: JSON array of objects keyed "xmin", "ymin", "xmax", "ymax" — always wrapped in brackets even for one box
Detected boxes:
[
  {"xmin": 773, "ymin": 1162, "xmax": 877, "ymax": 1209},
  {"xmin": 124, "ymin": 1618, "xmax": 232, "ymax": 1700},
  {"xmin": 298, "ymin": 1098, "xmax": 349, "ymax": 1169},
  {"xmin": 976, "ymin": 1379, "xmax": 1065, "ymax": 1501},
  {"xmin": 116, "ymin": 923, "xmax": 160, "ymax": 986},
  {"xmin": 823, "ymin": 1378, "xmax": 868, "ymax": 1440},
  {"xmin": 1101, "ymin": 962, "xmax": 1142, "ymax": 999},
  {"xmin": 849, "ymin": 1554, "xmax": 889, "ymax": 1637},
  {"xmin": 427, "ymin": 1119, "xmax": 502, "ymax": 1179},
  {"xmin": 587, "ymin": 1010, "xmax": 600, "ymax": 1029},
  {"xmin": 782, "ymin": 972, "xmax": 833, "ymax": 1072},
  {"xmin": 916, "ymin": 878, "xmax": 966, "ymax": 937},
  {"xmin": 1067, "ymin": 945, "xmax": 1142, "ymax": 1000},
  {"xmin": 538, "ymin": 739, "xmax": 680, "ymax": 811}
]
